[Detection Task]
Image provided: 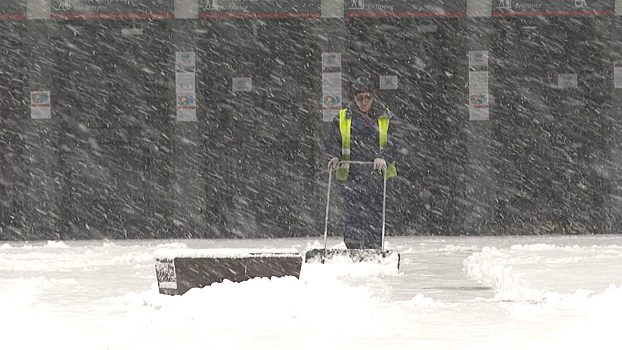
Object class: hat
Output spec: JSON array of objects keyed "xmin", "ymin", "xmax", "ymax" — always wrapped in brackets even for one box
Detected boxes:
[{"xmin": 351, "ymin": 76, "xmax": 375, "ymax": 96}]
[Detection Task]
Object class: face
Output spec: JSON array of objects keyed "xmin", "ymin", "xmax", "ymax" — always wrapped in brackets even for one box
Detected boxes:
[{"xmin": 355, "ymin": 93, "xmax": 374, "ymax": 113}]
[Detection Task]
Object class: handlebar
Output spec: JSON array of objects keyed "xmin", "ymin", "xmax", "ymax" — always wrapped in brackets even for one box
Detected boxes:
[{"xmin": 328, "ymin": 160, "xmax": 386, "ymax": 170}]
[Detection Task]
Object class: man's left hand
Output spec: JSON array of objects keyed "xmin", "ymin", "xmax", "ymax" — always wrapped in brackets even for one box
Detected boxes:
[{"xmin": 373, "ymin": 158, "xmax": 387, "ymax": 171}]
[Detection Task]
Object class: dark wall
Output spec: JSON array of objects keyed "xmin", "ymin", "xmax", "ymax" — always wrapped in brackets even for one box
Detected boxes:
[
  {"xmin": 0, "ymin": 16, "xmax": 620, "ymax": 240},
  {"xmin": 491, "ymin": 16, "xmax": 616, "ymax": 234},
  {"xmin": 345, "ymin": 17, "xmax": 470, "ymax": 235},
  {"xmin": 0, "ymin": 21, "xmax": 27, "ymax": 237},
  {"xmin": 199, "ymin": 19, "xmax": 322, "ymax": 238},
  {"xmin": 50, "ymin": 20, "xmax": 175, "ymax": 239}
]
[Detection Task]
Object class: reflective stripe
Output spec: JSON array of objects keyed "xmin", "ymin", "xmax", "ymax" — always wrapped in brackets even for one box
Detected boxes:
[
  {"xmin": 339, "ymin": 109, "xmax": 351, "ymax": 161},
  {"xmin": 337, "ymin": 109, "xmax": 351, "ymax": 181},
  {"xmin": 378, "ymin": 117, "xmax": 389, "ymax": 149}
]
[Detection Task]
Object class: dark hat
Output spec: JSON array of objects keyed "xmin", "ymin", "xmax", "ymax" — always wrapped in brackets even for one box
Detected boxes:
[{"xmin": 351, "ymin": 76, "xmax": 375, "ymax": 96}]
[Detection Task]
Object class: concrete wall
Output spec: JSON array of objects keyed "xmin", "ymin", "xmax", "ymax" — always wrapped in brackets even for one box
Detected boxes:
[{"xmin": 0, "ymin": 0, "xmax": 621, "ymax": 239}]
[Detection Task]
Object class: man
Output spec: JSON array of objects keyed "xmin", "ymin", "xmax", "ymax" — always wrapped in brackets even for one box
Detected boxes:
[{"xmin": 324, "ymin": 76, "xmax": 400, "ymax": 249}]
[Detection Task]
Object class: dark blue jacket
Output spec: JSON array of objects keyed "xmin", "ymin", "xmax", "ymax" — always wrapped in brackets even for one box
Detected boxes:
[{"xmin": 324, "ymin": 100, "xmax": 401, "ymax": 179}]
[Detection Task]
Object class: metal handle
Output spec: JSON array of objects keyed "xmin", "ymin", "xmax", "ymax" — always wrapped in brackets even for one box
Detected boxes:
[
  {"xmin": 324, "ymin": 160, "xmax": 388, "ymax": 250},
  {"xmin": 323, "ymin": 164, "xmax": 333, "ymax": 251}
]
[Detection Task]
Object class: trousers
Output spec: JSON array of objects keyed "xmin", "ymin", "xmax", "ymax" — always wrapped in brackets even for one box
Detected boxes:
[{"xmin": 339, "ymin": 169, "xmax": 389, "ymax": 249}]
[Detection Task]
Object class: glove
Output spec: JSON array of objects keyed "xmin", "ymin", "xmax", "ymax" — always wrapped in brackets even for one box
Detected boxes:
[
  {"xmin": 373, "ymin": 158, "xmax": 387, "ymax": 171},
  {"xmin": 328, "ymin": 157, "xmax": 340, "ymax": 170}
]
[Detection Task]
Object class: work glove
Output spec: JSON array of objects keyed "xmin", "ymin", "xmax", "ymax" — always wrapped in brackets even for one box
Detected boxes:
[
  {"xmin": 328, "ymin": 157, "xmax": 340, "ymax": 170},
  {"xmin": 373, "ymin": 158, "xmax": 387, "ymax": 171}
]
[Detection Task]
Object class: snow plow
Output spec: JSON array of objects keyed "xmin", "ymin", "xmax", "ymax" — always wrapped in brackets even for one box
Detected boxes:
[
  {"xmin": 154, "ymin": 248, "xmax": 302, "ymax": 295},
  {"xmin": 305, "ymin": 248, "xmax": 400, "ymax": 267},
  {"xmin": 304, "ymin": 161, "xmax": 400, "ymax": 270}
]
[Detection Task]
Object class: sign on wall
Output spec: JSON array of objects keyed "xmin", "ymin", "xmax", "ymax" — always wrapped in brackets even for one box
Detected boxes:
[
  {"xmin": 558, "ymin": 74, "xmax": 578, "ymax": 88},
  {"xmin": 176, "ymin": 52, "xmax": 197, "ymax": 122},
  {"xmin": 51, "ymin": 0, "xmax": 174, "ymax": 18},
  {"xmin": 380, "ymin": 75, "xmax": 398, "ymax": 90},
  {"xmin": 322, "ymin": 53, "xmax": 342, "ymax": 122},
  {"xmin": 31, "ymin": 91, "xmax": 51, "ymax": 120},
  {"xmin": 468, "ymin": 51, "xmax": 489, "ymax": 121},
  {"xmin": 615, "ymin": 62, "xmax": 622, "ymax": 89},
  {"xmin": 232, "ymin": 77, "xmax": 253, "ymax": 92},
  {"xmin": 493, "ymin": 0, "xmax": 614, "ymax": 16},
  {"xmin": 345, "ymin": 0, "xmax": 467, "ymax": 17},
  {"xmin": 199, "ymin": 0, "xmax": 321, "ymax": 18},
  {"xmin": 0, "ymin": 0, "xmax": 26, "ymax": 19}
]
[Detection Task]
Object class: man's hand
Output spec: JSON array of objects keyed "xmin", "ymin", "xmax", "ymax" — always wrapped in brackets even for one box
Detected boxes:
[
  {"xmin": 328, "ymin": 157, "xmax": 340, "ymax": 170},
  {"xmin": 373, "ymin": 158, "xmax": 387, "ymax": 171}
]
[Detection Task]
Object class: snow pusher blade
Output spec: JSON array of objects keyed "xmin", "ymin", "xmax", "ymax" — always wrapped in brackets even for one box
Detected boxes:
[
  {"xmin": 305, "ymin": 248, "xmax": 400, "ymax": 269},
  {"xmin": 310, "ymin": 161, "xmax": 400, "ymax": 270},
  {"xmin": 154, "ymin": 248, "xmax": 302, "ymax": 295}
]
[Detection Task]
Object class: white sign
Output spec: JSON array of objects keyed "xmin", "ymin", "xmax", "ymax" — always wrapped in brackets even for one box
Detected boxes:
[
  {"xmin": 468, "ymin": 51, "xmax": 489, "ymax": 121},
  {"xmin": 558, "ymin": 74, "xmax": 578, "ymax": 88},
  {"xmin": 176, "ymin": 52, "xmax": 195, "ymax": 68},
  {"xmin": 322, "ymin": 52, "xmax": 341, "ymax": 68},
  {"xmin": 322, "ymin": 92, "xmax": 342, "ymax": 112},
  {"xmin": 31, "ymin": 91, "xmax": 51, "ymax": 119},
  {"xmin": 380, "ymin": 75, "xmax": 398, "ymax": 90},
  {"xmin": 176, "ymin": 52, "xmax": 196, "ymax": 121},
  {"xmin": 469, "ymin": 71, "xmax": 488, "ymax": 93},
  {"xmin": 469, "ymin": 51, "xmax": 488, "ymax": 66},
  {"xmin": 232, "ymin": 77, "xmax": 252, "ymax": 92},
  {"xmin": 322, "ymin": 72, "xmax": 341, "ymax": 92},
  {"xmin": 322, "ymin": 53, "xmax": 342, "ymax": 122},
  {"xmin": 614, "ymin": 62, "xmax": 622, "ymax": 89},
  {"xmin": 469, "ymin": 92, "xmax": 489, "ymax": 121},
  {"xmin": 176, "ymin": 93, "xmax": 197, "ymax": 122},
  {"xmin": 469, "ymin": 108, "xmax": 489, "ymax": 121},
  {"xmin": 176, "ymin": 72, "xmax": 195, "ymax": 94}
]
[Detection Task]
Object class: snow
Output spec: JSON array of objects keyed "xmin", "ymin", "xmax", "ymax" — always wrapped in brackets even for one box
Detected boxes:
[
  {"xmin": 1, "ymin": 235, "xmax": 621, "ymax": 349},
  {"xmin": 153, "ymin": 247, "xmax": 300, "ymax": 259}
]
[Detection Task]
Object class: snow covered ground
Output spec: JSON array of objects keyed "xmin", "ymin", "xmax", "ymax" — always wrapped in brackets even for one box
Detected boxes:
[{"xmin": 1, "ymin": 235, "xmax": 621, "ymax": 350}]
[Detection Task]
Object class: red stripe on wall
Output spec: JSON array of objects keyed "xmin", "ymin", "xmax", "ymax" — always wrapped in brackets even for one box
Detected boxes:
[
  {"xmin": 199, "ymin": 13, "xmax": 320, "ymax": 18},
  {"xmin": 0, "ymin": 14, "xmax": 27, "ymax": 19},
  {"xmin": 493, "ymin": 10, "xmax": 614, "ymax": 16},
  {"xmin": 346, "ymin": 11, "xmax": 467, "ymax": 17},
  {"xmin": 51, "ymin": 13, "xmax": 174, "ymax": 19}
]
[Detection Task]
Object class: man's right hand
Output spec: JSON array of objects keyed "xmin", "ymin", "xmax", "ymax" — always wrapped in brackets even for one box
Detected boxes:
[{"xmin": 328, "ymin": 157, "xmax": 340, "ymax": 170}]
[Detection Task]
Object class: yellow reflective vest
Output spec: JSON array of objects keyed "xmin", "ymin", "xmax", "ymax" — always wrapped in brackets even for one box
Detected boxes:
[{"xmin": 336, "ymin": 108, "xmax": 397, "ymax": 181}]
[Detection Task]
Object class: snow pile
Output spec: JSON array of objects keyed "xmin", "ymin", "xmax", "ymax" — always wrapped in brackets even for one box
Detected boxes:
[
  {"xmin": 0, "ymin": 280, "xmax": 103, "ymax": 350},
  {"xmin": 464, "ymin": 242, "xmax": 622, "ymax": 349},
  {"xmin": 108, "ymin": 248, "xmax": 406, "ymax": 339},
  {"xmin": 462, "ymin": 246, "xmax": 545, "ymax": 301},
  {"xmin": 2, "ymin": 277, "xmax": 52, "ymax": 306},
  {"xmin": 0, "ymin": 241, "xmax": 70, "ymax": 249},
  {"xmin": 464, "ymin": 243, "xmax": 622, "ymax": 303},
  {"xmin": 154, "ymin": 242, "xmax": 189, "ymax": 249},
  {"xmin": 124, "ymin": 273, "xmax": 392, "ymax": 330},
  {"xmin": 304, "ymin": 257, "xmax": 400, "ymax": 278},
  {"xmin": 0, "ymin": 241, "xmax": 157, "ymax": 272},
  {"xmin": 3, "ymin": 236, "xmax": 622, "ymax": 350},
  {"xmin": 399, "ymin": 293, "xmax": 447, "ymax": 307},
  {"xmin": 45, "ymin": 240, "xmax": 70, "ymax": 248},
  {"xmin": 302, "ymin": 241, "xmax": 400, "ymax": 277},
  {"xmin": 153, "ymin": 248, "xmax": 300, "ymax": 259},
  {"xmin": 531, "ymin": 284, "xmax": 622, "ymax": 350}
]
